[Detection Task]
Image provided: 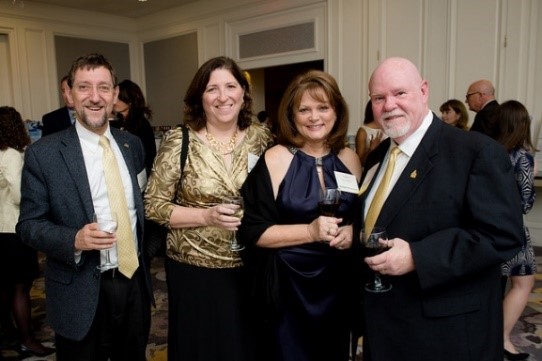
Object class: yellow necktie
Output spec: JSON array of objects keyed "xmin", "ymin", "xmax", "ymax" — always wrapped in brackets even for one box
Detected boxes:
[
  {"xmin": 99, "ymin": 136, "xmax": 139, "ymax": 278},
  {"xmin": 364, "ymin": 146, "xmax": 401, "ymax": 234}
]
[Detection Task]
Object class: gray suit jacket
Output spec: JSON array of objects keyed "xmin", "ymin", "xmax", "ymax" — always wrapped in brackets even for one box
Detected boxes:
[
  {"xmin": 16, "ymin": 126, "xmax": 153, "ymax": 341},
  {"xmin": 358, "ymin": 115, "xmax": 523, "ymax": 361}
]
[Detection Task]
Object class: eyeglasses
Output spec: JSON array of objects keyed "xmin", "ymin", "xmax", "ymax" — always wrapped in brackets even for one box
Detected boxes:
[{"xmin": 465, "ymin": 91, "xmax": 481, "ymax": 100}]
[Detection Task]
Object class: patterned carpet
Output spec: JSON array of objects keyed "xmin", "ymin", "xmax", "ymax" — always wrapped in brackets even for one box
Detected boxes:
[
  {"xmin": 0, "ymin": 256, "xmax": 168, "ymax": 361},
  {"xmin": 2, "ymin": 253, "xmax": 542, "ymax": 361}
]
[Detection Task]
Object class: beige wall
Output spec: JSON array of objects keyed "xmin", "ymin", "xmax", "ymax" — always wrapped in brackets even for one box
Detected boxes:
[
  {"xmin": 143, "ymin": 32, "xmax": 199, "ymax": 126},
  {"xmin": 0, "ymin": 0, "xmax": 541, "ymax": 242}
]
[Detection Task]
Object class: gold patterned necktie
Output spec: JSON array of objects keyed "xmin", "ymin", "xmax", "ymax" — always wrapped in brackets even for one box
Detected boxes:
[
  {"xmin": 364, "ymin": 146, "xmax": 401, "ymax": 235},
  {"xmin": 99, "ymin": 136, "xmax": 139, "ymax": 278}
]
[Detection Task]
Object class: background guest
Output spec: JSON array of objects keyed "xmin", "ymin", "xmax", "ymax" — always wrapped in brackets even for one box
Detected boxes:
[
  {"xmin": 439, "ymin": 98, "xmax": 469, "ymax": 130},
  {"xmin": 0, "ymin": 106, "xmax": 54, "ymax": 357},
  {"xmin": 465, "ymin": 79, "xmax": 499, "ymax": 136},
  {"xmin": 359, "ymin": 57, "xmax": 523, "ymax": 361},
  {"xmin": 41, "ymin": 75, "xmax": 76, "ymax": 137},
  {"xmin": 113, "ymin": 79, "xmax": 157, "ymax": 175},
  {"xmin": 144, "ymin": 56, "xmax": 273, "ymax": 361},
  {"xmin": 355, "ymin": 100, "xmax": 385, "ymax": 165},
  {"xmin": 493, "ymin": 100, "xmax": 537, "ymax": 361},
  {"xmin": 256, "ymin": 110, "xmax": 269, "ymax": 126},
  {"xmin": 239, "ymin": 70, "xmax": 362, "ymax": 361}
]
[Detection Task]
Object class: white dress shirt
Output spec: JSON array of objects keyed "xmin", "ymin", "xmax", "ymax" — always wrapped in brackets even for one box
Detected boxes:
[
  {"xmin": 76, "ymin": 122, "xmax": 138, "ymax": 266},
  {"xmin": 364, "ymin": 111, "xmax": 433, "ymax": 219}
]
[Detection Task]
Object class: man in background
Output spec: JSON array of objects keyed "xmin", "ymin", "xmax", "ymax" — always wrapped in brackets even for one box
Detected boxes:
[
  {"xmin": 465, "ymin": 79, "xmax": 499, "ymax": 136},
  {"xmin": 41, "ymin": 75, "xmax": 76, "ymax": 136}
]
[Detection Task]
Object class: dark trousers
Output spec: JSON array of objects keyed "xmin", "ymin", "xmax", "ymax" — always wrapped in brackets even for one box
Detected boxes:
[{"xmin": 55, "ymin": 268, "xmax": 151, "ymax": 361}]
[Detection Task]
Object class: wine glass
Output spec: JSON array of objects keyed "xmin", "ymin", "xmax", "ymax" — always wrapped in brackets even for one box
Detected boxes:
[
  {"xmin": 360, "ymin": 226, "xmax": 392, "ymax": 293},
  {"xmin": 318, "ymin": 188, "xmax": 341, "ymax": 216},
  {"xmin": 93, "ymin": 212, "xmax": 118, "ymax": 271},
  {"xmin": 224, "ymin": 196, "xmax": 245, "ymax": 252}
]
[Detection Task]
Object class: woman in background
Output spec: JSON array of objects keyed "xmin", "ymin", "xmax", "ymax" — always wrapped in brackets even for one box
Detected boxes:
[
  {"xmin": 439, "ymin": 99, "xmax": 469, "ymax": 130},
  {"xmin": 355, "ymin": 100, "xmax": 385, "ymax": 165},
  {"xmin": 0, "ymin": 106, "xmax": 54, "ymax": 357},
  {"xmin": 493, "ymin": 100, "xmax": 537, "ymax": 361},
  {"xmin": 239, "ymin": 70, "xmax": 362, "ymax": 360},
  {"xmin": 114, "ymin": 79, "xmax": 157, "ymax": 174},
  {"xmin": 145, "ymin": 56, "xmax": 272, "ymax": 361}
]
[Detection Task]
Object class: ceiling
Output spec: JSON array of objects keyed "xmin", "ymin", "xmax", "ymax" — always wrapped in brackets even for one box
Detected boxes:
[{"xmin": 13, "ymin": 0, "xmax": 199, "ymax": 18}]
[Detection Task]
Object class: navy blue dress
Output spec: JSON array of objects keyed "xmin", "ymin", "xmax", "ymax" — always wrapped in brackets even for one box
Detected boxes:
[{"xmin": 273, "ymin": 149, "xmax": 358, "ymax": 361}]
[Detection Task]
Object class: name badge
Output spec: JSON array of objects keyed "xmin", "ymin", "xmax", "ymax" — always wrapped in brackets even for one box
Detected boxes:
[
  {"xmin": 248, "ymin": 153, "xmax": 259, "ymax": 173},
  {"xmin": 137, "ymin": 170, "xmax": 147, "ymax": 193},
  {"xmin": 334, "ymin": 171, "xmax": 359, "ymax": 194}
]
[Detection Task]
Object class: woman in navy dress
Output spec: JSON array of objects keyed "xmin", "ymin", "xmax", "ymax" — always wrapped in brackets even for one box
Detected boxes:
[{"xmin": 239, "ymin": 70, "xmax": 362, "ymax": 361}]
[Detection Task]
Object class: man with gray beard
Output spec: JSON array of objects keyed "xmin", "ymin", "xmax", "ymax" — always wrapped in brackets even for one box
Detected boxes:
[{"xmin": 357, "ymin": 57, "xmax": 523, "ymax": 361}]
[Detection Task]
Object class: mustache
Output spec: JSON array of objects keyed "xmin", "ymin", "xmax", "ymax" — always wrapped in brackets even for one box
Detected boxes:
[{"xmin": 380, "ymin": 111, "xmax": 403, "ymax": 121}]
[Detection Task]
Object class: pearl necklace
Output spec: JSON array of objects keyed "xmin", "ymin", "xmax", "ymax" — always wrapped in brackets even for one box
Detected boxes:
[{"xmin": 205, "ymin": 127, "xmax": 238, "ymax": 155}]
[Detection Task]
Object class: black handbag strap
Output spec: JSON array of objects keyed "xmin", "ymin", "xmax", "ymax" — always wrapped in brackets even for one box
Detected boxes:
[{"xmin": 180, "ymin": 125, "xmax": 189, "ymax": 171}]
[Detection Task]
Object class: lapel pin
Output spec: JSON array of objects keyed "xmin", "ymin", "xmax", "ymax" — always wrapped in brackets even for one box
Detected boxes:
[
  {"xmin": 410, "ymin": 170, "xmax": 417, "ymax": 179},
  {"xmin": 124, "ymin": 143, "xmax": 130, "ymax": 148}
]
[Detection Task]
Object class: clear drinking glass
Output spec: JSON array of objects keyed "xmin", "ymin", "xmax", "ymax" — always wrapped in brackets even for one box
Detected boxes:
[
  {"xmin": 224, "ymin": 196, "xmax": 245, "ymax": 252},
  {"xmin": 360, "ymin": 226, "xmax": 392, "ymax": 293},
  {"xmin": 94, "ymin": 212, "xmax": 118, "ymax": 271},
  {"xmin": 318, "ymin": 188, "xmax": 341, "ymax": 216}
]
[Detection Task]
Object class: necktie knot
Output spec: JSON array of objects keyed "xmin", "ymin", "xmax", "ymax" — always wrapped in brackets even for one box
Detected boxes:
[{"xmin": 99, "ymin": 136, "xmax": 111, "ymax": 150}]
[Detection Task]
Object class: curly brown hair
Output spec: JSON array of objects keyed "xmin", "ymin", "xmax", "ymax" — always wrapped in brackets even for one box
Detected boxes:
[
  {"xmin": 0, "ymin": 106, "xmax": 31, "ymax": 152},
  {"xmin": 183, "ymin": 56, "xmax": 253, "ymax": 131}
]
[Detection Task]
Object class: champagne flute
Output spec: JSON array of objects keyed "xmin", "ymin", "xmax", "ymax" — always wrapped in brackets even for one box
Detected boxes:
[
  {"xmin": 94, "ymin": 212, "xmax": 118, "ymax": 271},
  {"xmin": 224, "ymin": 196, "xmax": 245, "ymax": 252},
  {"xmin": 318, "ymin": 188, "xmax": 341, "ymax": 216},
  {"xmin": 360, "ymin": 226, "xmax": 392, "ymax": 293}
]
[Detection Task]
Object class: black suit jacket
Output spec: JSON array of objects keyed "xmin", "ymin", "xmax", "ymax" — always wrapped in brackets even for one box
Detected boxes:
[
  {"xmin": 41, "ymin": 106, "xmax": 72, "ymax": 137},
  {"xmin": 358, "ymin": 115, "xmax": 523, "ymax": 361},
  {"xmin": 16, "ymin": 126, "xmax": 153, "ymax": 341},
  {"xmin": 469, "ymin": 99, "xmax": 499, "ymax": 137}
]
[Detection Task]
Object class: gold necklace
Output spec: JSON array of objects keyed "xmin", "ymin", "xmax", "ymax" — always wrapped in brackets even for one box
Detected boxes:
[{"xmin": 205, "ymin": 127, "xmax": 238, "ymax": 155}]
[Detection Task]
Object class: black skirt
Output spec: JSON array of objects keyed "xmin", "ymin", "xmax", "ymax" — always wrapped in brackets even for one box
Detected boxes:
[
  {"xmin": 165, "ymin": 257, "xmax": 257, "ymax": 361},
  {"xmin": 0, "ymin": 233, "xmax": 39, "ymax": 287}
]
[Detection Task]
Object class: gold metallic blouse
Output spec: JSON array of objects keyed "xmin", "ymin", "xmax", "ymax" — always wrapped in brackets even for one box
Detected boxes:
[{"xmin": 144, "ymin": 123, "xmax": 272, "ymax": 268}]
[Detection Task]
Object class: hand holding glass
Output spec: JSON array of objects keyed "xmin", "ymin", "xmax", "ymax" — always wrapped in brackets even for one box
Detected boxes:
[
  {"xmin": 361, "ymin": 226, "xmax": 391, "ymax": 293},
  {"xmin": 94, "ymin": 212, "xmax": 118, "ymax": 271},
  {"xmin": 319, "ymin": 188, "xmax": 341, "ymax": 216},
  {"xmin": 224, "ymin": 196, "xmax": 245, "ymax": 252}
]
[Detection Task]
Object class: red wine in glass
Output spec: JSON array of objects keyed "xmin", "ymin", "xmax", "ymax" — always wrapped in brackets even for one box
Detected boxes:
[
  {"xmin": 319, "ymin": 200, "xmax": 340, "ymax": 216},
  {"xmin": 319, "ymin": 188, "xmax": 341, "ymax": 216},
  {"xmin": 360, "ymin": 226, "xmax": 392, "ymax": 293}
]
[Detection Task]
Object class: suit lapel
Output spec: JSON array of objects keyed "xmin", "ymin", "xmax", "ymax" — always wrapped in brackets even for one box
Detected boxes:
[
  {"xmin": 363, "ymin": 119, "xmax": 441, "ymax": 229},
  {"xmin": 58, "ymin": 127, "xmax": 95, "ymax": 222},
  {"xmin": 111, "ymin": 129, "xmax": 145, "ymax": 241}
]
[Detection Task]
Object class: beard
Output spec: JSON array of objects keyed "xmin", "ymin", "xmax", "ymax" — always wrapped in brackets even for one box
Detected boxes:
[
  {"xmin": 381, "ymin": 118, "xmax": 411, "ymax": 139},
  {"xmin": 77, "ymin": 109, "xmax": 109, "ymax": 130}
]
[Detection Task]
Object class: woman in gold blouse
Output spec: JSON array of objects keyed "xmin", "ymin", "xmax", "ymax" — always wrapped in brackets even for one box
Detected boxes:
[{"xmin": 144, "ymin": 56, "xmax": 272, "ymax": 361}]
